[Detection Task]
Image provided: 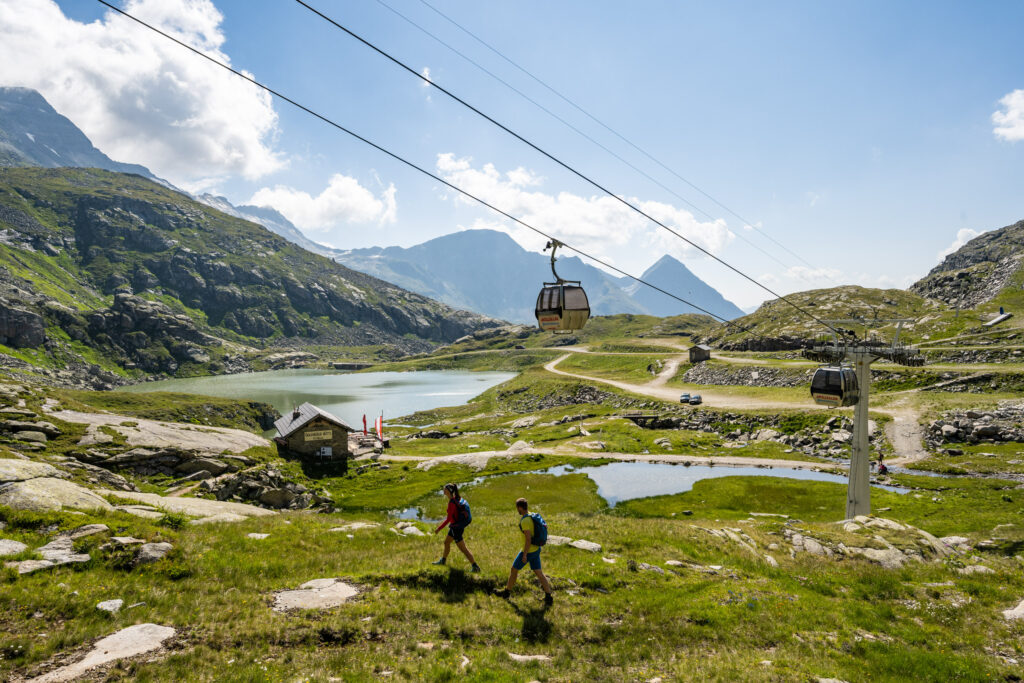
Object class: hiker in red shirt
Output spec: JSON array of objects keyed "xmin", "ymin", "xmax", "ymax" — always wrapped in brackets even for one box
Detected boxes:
[{"xmin": 432, "ymin": 483, "xmax": 481, "ymax": 572}]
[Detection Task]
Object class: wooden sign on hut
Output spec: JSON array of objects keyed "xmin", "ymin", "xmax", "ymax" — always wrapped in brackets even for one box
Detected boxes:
[{"xmin": 273, "ymin": 402, "xmax": 353, "ymax": 468}]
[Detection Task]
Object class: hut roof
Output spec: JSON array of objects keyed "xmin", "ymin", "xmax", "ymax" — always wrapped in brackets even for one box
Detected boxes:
[
  {"xmin": 693, "ymin": 344, "xmax": 712, "ymax": 351},
  {"xmin": 274, "ymin": 402, "xmax": 354, "ymax": 438}
]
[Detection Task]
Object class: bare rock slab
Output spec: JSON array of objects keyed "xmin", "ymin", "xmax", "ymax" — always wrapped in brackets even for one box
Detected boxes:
[
  {"xmin": 273, "ymin": 578, "xmax": 358, "ymax": 611},
  {"xmin": 98, "ymin": 490, "xmax": 275, "ymax": 520},
  {"xmin": 545, "ymin": 535, "xmax": 572, "ymax": 546},
  {"xmin": 246, "ymin": 533, "xmax": 270, "ymax": 540},
  {"xmin": 67, "ymin": 524, "xmax": 109, "ymax": 540},
  {"xmin": 0, "ymin": 478, "xmax": 113, "ymax": 512},
  {"xmin": 28, "ymin": 623, "xmax": 176, "ymax": 683},
  {"xmin": 1002, "ymin": 598, "xmax": 1024, "ymax": 621},
  {"xmin": 0, "ymin": 459, "xmax": 60, "ymax": 482}
]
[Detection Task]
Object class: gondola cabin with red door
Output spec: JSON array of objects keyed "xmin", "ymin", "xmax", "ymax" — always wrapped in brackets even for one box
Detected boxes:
[
  {"xmin": 534, "ymin": 239, "xmax": 590, "ymax": 333},
  {"xmin": 810, "ymin": 364, "xmax": 859, "ymax": 407}
]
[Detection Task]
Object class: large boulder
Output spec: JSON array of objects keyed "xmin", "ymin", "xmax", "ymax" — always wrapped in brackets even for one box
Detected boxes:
[
  {"xmin": 0, "ymin": 478, "xmax": 113, "ymax": 512},
  {"xmin": 0, "ymin": 302, "xmax": 45, "ymax": 347}
]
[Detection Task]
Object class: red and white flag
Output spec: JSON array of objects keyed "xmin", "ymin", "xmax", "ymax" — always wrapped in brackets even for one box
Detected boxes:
[{"xmin": 375, "ymin": 414, "xmax": 383, "ymax": 440}]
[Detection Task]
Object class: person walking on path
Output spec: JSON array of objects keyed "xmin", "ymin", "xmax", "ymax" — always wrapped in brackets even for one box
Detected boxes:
[
  {"xmin": 432, "ymin": 483, "xmax": 481, "ymax": 572},
  {"xmin": 494, "ymin": 497, "xmax": 553, "ymax": 605}
]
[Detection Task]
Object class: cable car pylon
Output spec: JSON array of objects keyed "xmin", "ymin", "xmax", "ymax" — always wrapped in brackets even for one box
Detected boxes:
[{"xmin": 803, "ymin": 319, "xmax": 924, "ymax": 518}]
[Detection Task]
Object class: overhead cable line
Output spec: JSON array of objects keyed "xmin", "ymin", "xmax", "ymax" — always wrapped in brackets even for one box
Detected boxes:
[
  {"xmin": 96, "ymin": 0, "xmax": 749, "ymax": 332},
  {"xmin": 415, "ymin": 0, "xmax": 816, "ymax": 271},
  {"xmin": 293, "ymin": 0, "xmax": 840, "ymax": 337},
  {"xmin": 372, "ymin": 0, "xmax": 799, "ymax": 275}
]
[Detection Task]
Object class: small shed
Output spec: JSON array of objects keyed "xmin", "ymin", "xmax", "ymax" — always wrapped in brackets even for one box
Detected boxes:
[
  {"xmin": 273, "ymin": 402, "xmax": 353, "ymax": 466},
  {"xmin": 689, "ymin": 344, "xmax": 712, "ymax": 363}
]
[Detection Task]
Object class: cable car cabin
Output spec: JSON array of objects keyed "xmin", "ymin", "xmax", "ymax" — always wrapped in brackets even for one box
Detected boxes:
[
  {"xmin": 535, "ymin": 282, "xmax": 590, "ymax": 332},
  {"xmin": 810, "ymin": 365, "xmax": 859, "ymax": 407}
]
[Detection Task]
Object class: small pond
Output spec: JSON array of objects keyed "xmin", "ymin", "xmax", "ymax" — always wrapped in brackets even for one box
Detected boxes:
[
  {"xmin": 392, "ymin": 460, "xmax": 907, "ymax": 519},
  {"xmin": 543, "ymin": 461, "xmax": 907, "ymax": 507}
]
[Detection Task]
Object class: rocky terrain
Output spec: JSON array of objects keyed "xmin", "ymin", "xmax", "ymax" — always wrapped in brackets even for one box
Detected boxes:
[
  {"xmin": 0, "ymin": 167, "xmax": 500, "ymax": 385},
  {"xmin": 926, "ymin": 401, "xmax": 1024, "ymax": 448},
  {"xmin": 912, "ymin": 219, "xmax": 1024, "ymax": 308}
]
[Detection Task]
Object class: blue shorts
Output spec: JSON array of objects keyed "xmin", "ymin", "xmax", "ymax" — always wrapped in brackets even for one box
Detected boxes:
[
  {"xmin": 512, "ymin": 549, "xmax": 542, "ymax": 570},
  {"xmin": 447, "ymin": 525, "xmax": 466, "ymax": 543}
]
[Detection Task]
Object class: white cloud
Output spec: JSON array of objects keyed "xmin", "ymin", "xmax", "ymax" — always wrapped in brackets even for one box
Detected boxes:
[
  {"xmin": 420, "ymin": 67, "xmax": 432, "ymax": 86},
  {"xmin": 434, "ymin": 153, "xmax": 733, "ymax": 268},
  {"xmin": 758, "ymin": 265, "xmax": 841, "ymax": 288},
  {"xmin": 0, "ymin": 0, "xmax": 284, "ymax": 186},
  {"xmin": 249, "ymin": 174, "xmax": 397, "ymax": 231},
  {"xmin": 938, "ymin": 228, "xmax": 980, "ymax": 260},
  {"xmin": 993, "ymin": 89, "xmax": 1024, "ymax": 142}
]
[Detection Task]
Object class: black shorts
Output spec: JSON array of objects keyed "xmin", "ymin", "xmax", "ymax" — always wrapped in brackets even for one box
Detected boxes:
[{"xmin": 447, "ymin": 524, "xmax": 466, "ymax": 543}]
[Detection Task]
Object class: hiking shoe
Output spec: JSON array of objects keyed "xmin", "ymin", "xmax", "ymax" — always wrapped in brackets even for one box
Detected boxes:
[
  {"xmin": 543, "ymin": 593, "xmax": 554, "ymax": 606},
  {"xmin": 471, "ymin": 564, "xmax": 482, "ymax": 573},
  {"xmin": 431, "ymin": 558, "xmax": 446, "ymax": 565},
  {"xmin": 493, "ymin": 588, "xmax": 511, "ymax": 599}
]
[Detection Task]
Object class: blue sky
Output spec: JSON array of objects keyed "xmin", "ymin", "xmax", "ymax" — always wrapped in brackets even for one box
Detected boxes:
[{"xmin": 6, "ymin": 0, "xmax": 1024, "ymax": 309}]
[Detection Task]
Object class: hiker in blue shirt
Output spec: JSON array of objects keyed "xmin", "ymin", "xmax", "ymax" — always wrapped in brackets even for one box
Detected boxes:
[{"xmin": 494, "ymin": 497, "xmax": 553, "ymax": 605}]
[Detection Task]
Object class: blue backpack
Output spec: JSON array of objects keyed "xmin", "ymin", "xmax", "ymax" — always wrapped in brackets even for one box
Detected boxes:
[
  {"xmin": 520, "ymin": 513, "xmax": 548, "ymax": 546},
  {"xmin": 456, "ymin": 498, "xmax": 472, "ymax": 526}
]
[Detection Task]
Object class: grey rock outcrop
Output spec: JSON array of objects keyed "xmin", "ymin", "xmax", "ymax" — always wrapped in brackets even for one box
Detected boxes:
[{"xmin": 0, "ymin": 477, "xmax": 113, "ymax": 512}]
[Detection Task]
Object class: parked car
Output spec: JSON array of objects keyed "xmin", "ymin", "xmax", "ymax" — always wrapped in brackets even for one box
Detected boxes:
[
  {"xmin": 679, "ymin": 393, "xmax": 690, "ymax": 403},
  {"xmin": 689, "ymin": 394, "xmax": 703, "ymax": 405}
]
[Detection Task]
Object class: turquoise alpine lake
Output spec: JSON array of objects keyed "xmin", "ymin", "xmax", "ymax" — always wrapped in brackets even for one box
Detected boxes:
[{"xmin": 117, "ymin": 369, "xmax": 516, "ymax": 425}]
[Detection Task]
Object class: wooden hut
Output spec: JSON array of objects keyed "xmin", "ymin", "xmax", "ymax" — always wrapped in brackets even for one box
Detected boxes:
[
  {"xmin": 273, "ymin": 402, "xmax": 353, "ymax": 467},
  {"xmin": 689, "ymin": 344, "xmax": 712, "ymax": 363}
]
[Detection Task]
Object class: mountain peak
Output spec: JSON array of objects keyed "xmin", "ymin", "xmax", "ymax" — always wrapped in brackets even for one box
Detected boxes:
[{"xmin": 0, "ymin": 86, "xmax": 154, "ymax": 178}]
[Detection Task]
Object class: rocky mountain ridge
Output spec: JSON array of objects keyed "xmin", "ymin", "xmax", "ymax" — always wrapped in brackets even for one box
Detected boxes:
[{"xmin": 0, "ymin": 167, "xmax": 499, "ymax": 386}]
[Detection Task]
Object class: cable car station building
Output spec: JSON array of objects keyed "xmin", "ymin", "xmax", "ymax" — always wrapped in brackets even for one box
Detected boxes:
[{"xmin": 273, "ymin": 402, "xmax": 353, "ymax": 467}]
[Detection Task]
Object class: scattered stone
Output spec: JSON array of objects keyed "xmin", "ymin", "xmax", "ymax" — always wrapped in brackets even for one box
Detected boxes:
[
  {"xmin": 330, "ymin": 522, "xmax": 379, "ymax": 532},
  {"xmin": 602, "ymin": 557, "xmax": 617, "ymax": 564},
  {"xmin": 136, "ymin": 542, "xmax": 172, "ymax": 565},
  {"xmin": 764, "ymin": 554, "xmax": 779, "ymax": 568},
  {"xmin": 507, "ymin": 652, "xmax": 551, "ymax": 663},
  {"xmin": 28, "ymin": 623, "xmax": 176, "ymax": 683},
  {"xmin": 105, "ymin": 537, "xmax": 144, "ymax": 548},
  {"xmin": 665, "ymin": 560, "xmax": 685, "ymax": 567},
  {"xmin": 0, "ymin": 538, "xmax": 28, "ymax": 556},
  {"xmin": 545, "ymin": 535, "xmax": 572, "ymax": 546},
  {"xmin": 511, "ymin": 417, "xmax": 537, "ymax": 430},
  {"xmin": 637, "ymin": 562, "xmax": 664, "ymax": 574},
  {"xmin": 569, "ymin": 539, "xmax": 602, "ymax": 553},
  {"xmin": 957, "ymin": 565, "xmax": 994, "ymax": 575},
  {"xmin": 416, "ymin": 642, "xmax": 434, "ymax": 651},
  {"xmin": 507, "ymin": 440, "xmax": 532, "ymax": 453},
  {"xmin": 97, "ymin": 599, "xmax": 123, "ymax": 614},
  {"xmin": 401, "ymin": 526, "xmax": 426, "ymax": 537},
  {"xmin": 246, "ymin": 533, "xmax": 269, "ymax": 540},
  {"xmin": 273, "ymin": 578, "xmax": 358, "ymax": 611}
]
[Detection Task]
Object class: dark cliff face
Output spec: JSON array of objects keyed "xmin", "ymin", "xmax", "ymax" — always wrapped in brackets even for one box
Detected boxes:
[{"xmin": 0, "ymin": 167, "xmax": 499, "ymax": 381}]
